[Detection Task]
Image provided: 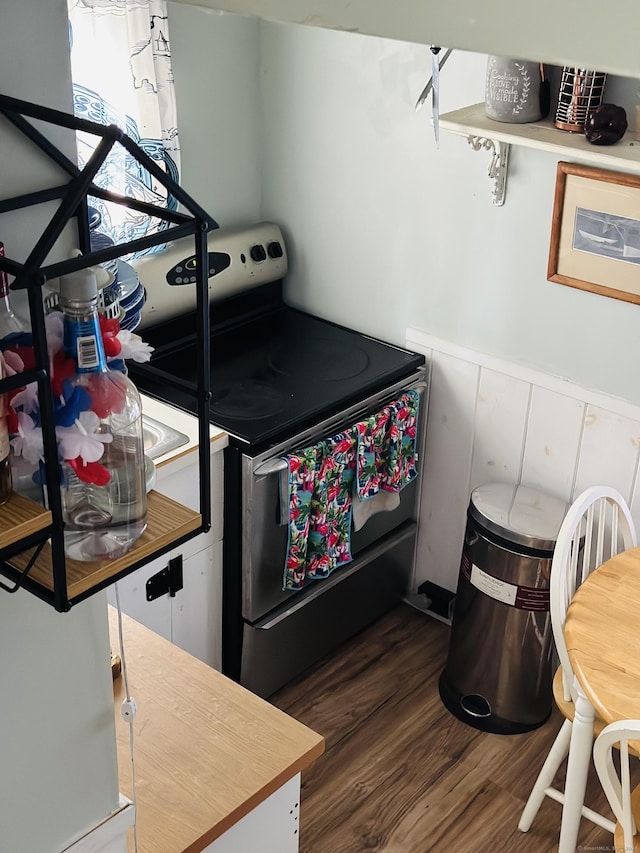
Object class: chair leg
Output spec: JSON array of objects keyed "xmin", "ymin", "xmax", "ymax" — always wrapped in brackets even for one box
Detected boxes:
[
  {"xmin": 518, "ymin": 718, "xmax": 572, "ymax": 832},
  {"xmin": 558, "ymin": 693, "xmax": 596, "ymax": 853}
]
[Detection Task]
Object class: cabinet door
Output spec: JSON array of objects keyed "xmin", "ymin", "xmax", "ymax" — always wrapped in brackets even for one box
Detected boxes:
[
  {"xmin": 171, "ymin": 540, "xmax": 223, "ymax": 670},
  {"xmin": 110, "ymin": 449, "xmax": 224, "ymax": 667},
  {"xmin": 107, "ymin": 552, "xmax": 172, "ymax": 642},
  {"xmin": 108, "ymin": 542, "xmax": 223, "ymax": 670},
  {"xmin": 203, "ymin": 775, "xmax": 300, "ymax": 853}
]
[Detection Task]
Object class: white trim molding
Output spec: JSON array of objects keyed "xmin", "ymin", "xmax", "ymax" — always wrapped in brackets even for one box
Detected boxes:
[{"xmin": 60, "ymin": 796, "xmax": 134, "ymax": 853}]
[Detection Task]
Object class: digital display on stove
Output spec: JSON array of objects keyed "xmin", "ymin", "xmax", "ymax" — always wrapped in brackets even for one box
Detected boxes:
[{"xmin": 166, "ymin": 251, "xmax": 231, "ymax": 286}]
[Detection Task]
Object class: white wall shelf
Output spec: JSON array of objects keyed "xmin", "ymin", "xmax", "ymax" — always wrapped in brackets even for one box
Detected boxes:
[{"xmin": 439, "ymin": 103, "xmax": 640, "ymax": 205}]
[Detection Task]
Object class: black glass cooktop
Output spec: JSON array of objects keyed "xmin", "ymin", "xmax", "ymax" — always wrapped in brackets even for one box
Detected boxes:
[{"xmin": 130, "ymin": 282, "xmax": 425, "ymax": 452}]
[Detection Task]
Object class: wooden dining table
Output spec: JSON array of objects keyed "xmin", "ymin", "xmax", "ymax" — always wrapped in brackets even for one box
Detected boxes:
[
  {"xmin": 560, "ymin": 545, "xmax": 640, "ymax": 853},
  {"xmin": 565, "ymin": 545, "xmax": 640, "ymax": 726}
]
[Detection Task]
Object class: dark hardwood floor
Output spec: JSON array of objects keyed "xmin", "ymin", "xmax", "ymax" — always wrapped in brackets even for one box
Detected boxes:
[{"xmin": 271, "ymin": 603, "xmax": 620, "ymax": 853}]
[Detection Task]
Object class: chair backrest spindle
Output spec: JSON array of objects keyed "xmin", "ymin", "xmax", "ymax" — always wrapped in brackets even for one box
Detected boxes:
[
  {"xmin": 583, "ymin": 504, "xmax": 594, "ymax": 581},
  {"xmin": 611, "ymin": 504, "xmax": 620, "ymax": 561},
  {"xmin": 595, "ymin": 499, "xmax": 606, "ymax": 567}
]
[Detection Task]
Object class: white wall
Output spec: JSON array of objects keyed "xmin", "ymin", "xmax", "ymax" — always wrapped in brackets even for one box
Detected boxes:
[
  {"xmin": 168, "ymin": 2, "xmax": 262, "ymax": 228},
  {"xmin": 255, "ymin": 22, "xmax": 640, "ymax": 408},
  {"xmin": 0, "ymin": 2, "xmax": 120, "ymax": 851},
  {"xmin": 0, "ymin": 593, "xmax": 120, "ymax": 853},
  {"xmin": 164, "ymin": 13, "xmax": 640, "ymax": 409}
]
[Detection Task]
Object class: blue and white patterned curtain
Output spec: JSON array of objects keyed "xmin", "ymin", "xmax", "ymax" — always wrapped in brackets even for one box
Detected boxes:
[{"xmin": 67, "ymin": 0, "xmax": 181, "ymax": 256}]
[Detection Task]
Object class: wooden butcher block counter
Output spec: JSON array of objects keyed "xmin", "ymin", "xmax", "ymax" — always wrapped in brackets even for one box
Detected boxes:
[{"xmin": 108, "ymin": 607, "xmax": 324, "ymax": 853}]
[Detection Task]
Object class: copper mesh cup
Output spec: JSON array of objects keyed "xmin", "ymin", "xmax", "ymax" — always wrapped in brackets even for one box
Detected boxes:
[{"xmin": 555, "ymin": 67, "xmax": 607, "ymax": 132}]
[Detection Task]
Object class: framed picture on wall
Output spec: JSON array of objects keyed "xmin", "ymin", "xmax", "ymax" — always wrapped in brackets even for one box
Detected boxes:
[{"xmin": 548, "ymin": 161, "xmax": 640, "ymax": 304}]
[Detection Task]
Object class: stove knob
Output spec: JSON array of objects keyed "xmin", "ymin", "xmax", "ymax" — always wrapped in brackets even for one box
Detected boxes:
[
  {"xmin": 250, "ymin": 243, "xmax": 267, "ymax": 263},
  {"xmin": 267, "ymin": 240, "xmax": 284, "ymax": 259}
]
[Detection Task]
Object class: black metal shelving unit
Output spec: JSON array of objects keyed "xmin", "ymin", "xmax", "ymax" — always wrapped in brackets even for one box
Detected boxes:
[{"xmin": 0, "ymin": 93, "xmax": 217, "ymax": 611}]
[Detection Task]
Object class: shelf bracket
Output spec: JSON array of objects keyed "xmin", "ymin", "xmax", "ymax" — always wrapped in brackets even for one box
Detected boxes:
[{"xmin": 466, "ymin": 136, "xmax": 510, "ymax": 206}]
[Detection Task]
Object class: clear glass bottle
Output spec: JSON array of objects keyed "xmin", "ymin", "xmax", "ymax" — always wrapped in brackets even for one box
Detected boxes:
[
  {"xmin": 0, "ymin": 352, "xmax": 12, "ymax": 505},
  {"xmin": 58, "ymin": 268, "xmax": 147, "ymax": 560},
  {"xmin": 0, "ymin": 241, "xmax": 29, "ymax": 344}
]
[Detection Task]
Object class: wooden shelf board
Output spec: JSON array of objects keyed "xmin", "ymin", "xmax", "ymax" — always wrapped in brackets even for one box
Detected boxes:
[
  {"xmin": 0, "ymin": 492, "xmax": 52, "ymax": 551},
  {"xmin": 5, "ymin": 491, "xmax": 201, "ymax": 600},
  {"xmin": 440, "ymin": 103, "xmax": 640, "ymax": 172}
]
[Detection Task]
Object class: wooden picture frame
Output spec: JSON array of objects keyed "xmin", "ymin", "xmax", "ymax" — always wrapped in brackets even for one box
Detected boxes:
[{"xmin": 548, "ymin": 162, "xmax": 640, "ymax": 304}]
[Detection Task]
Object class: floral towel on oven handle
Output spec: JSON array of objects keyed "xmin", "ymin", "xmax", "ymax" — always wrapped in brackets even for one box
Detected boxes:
[
  {"xmin": 282, "ymin": 430, "xmax": 356, "ymax": 591},
  {"xmin": 355, "ymin": 389, "xmax": 420, "ymax": 498},
  {"xmin": 281, "ymin": 389, "xmax": 420, "ymax": 591}
]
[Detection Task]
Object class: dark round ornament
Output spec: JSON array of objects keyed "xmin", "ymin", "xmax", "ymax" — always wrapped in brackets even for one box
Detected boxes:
[{"xmin": 584, "ymin": 103, "xmax": 628, "ymax": 145}]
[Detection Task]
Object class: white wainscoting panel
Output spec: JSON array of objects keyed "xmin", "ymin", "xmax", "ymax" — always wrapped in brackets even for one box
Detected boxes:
[
  {"xmin": 470, "ymin": 368, "xmax": 531, "ymax": 490},
  {"xmin": 415, "ymin": 350, "xmax": 479, "ymax": 598},
  {"xmin": 407, "ymin": 328, "xmax": 640, "ymax": 593},
  {"xmin": 573, "ymin": 405, "xmax": 640, "ymax": 499},
  {"xmin": 520, "ymin": 386, "xmax": 585, "ymax": 499}
]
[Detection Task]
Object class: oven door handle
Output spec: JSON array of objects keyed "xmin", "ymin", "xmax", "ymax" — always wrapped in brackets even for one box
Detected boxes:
[
  {"xmin": 254, "ymin": 458, "xmax": 289, "ymax": 476},
  {"xmin": 254, "ymin": 457, "xmax": 290, "ymax": 526}
]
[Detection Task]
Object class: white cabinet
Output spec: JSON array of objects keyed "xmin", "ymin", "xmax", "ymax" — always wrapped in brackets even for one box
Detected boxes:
[
  {"xmin": 202, "ymin": 775, "xmax": 301, "ymax": 853},
  {"xmin": 108, "ymin": 447, "xmax": 224, "ymax": 670},
  {"xmin": 171, "ymin": 0, "xmax": 640, "ymax": 78}
]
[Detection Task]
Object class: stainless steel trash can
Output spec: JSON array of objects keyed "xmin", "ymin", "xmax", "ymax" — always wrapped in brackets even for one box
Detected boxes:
[{"xmin": 439, "ymin": 482, "xmax": 568, "ymax": 734}]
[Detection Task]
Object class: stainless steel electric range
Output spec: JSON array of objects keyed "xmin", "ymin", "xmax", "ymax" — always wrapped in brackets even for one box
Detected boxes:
[{"xmin": 130, "ymin": 223, "xmax": 428, "ymax": 697}]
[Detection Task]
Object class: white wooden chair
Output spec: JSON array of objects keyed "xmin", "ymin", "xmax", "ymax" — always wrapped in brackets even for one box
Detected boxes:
[
  {"xmin": 593, "ymin": 720, "xmax": 640, "ymax": 853},
  {"xmin": 518, "ymin": 485, "xmax": 638, "ymax": 849}
]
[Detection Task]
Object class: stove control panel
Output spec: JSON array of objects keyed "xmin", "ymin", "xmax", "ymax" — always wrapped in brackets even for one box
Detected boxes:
[{"xmin": 134, "ymin": 221, "xmax": 288, "ymax": 328}]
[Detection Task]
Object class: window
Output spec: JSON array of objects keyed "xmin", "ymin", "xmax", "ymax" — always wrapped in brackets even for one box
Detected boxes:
[{"xmin": 67, "ymin": 0, "xmax": 181, "ymax": 257}]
